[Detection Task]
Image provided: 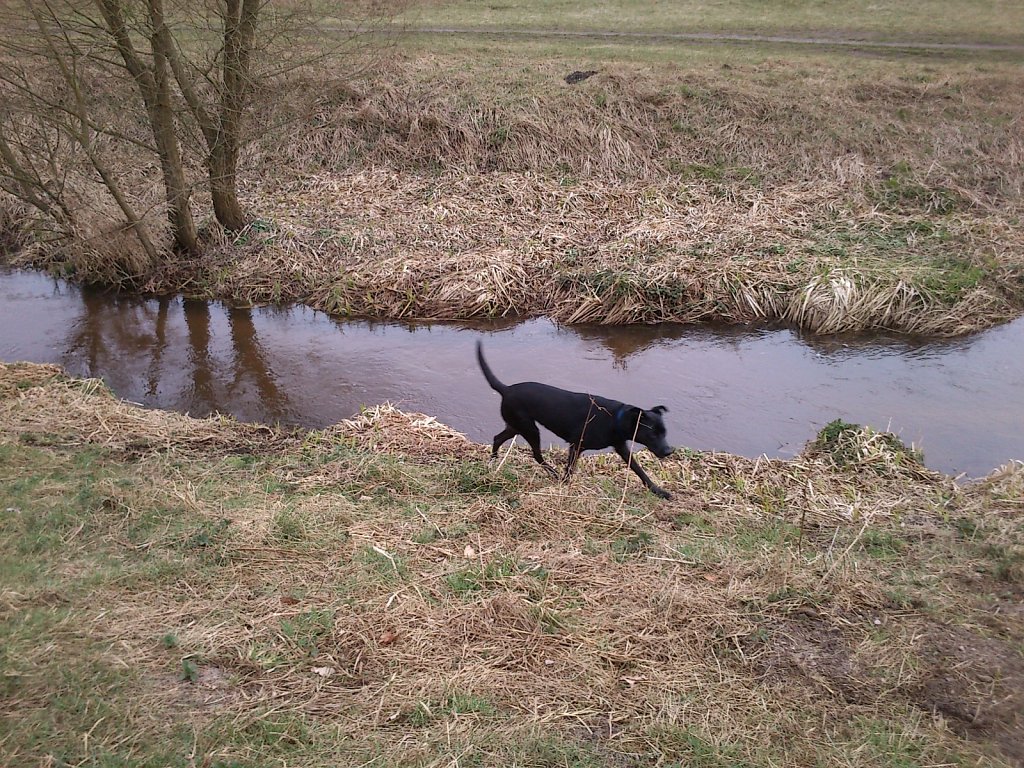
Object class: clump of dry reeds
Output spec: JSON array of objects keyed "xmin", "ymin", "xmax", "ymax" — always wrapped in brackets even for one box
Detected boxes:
[
  {"xmin": 324, "ymin": 402, "xmax": 480, "ymax": 461},
  {"xmin": 0, "ymin": 363, "xmax": 295, "ymax": 456},
  {"xmin": 803, "ymin": 418, "xmax": 935, "ymax": 480}
]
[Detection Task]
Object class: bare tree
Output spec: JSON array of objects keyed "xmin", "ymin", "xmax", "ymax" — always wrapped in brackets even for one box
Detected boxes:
[
  {"xmin": 94, "ymin": 0, "xmax": 200, "ymax": 252},
  {"xmin": 0, "ymin": 0, "xmax": 373, "ymax": 269},
  {"xmin": 0, "ymin": 0, "xmax": 199, "ymax": 259},
  {"xmin": 158, "ymin": 0, "xmax": 258, "ymax": 231}
]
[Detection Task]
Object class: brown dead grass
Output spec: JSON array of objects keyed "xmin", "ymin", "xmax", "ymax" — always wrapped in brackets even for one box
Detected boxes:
[
  {"xmin": 0, "ymin": 364, "xmax": 297, "ymax": 457},
  {"xmin": 161, "ymin": 168, "xmax": 1017, "ymax": 335},
  {"xmin": 4, "ymin": 54, "xmax": 1024, "ymax": 334},
  {"xmin": 2, "ymin": 361, "xmax": 1022, "ymax": 766}
]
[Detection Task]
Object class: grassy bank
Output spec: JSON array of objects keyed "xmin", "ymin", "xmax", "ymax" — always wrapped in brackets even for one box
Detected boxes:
[
  {"xmin": 3, "ymin": 29, "xmax": 1024, "ymax": 334},
  {"xmin": 2, "ymin": 361, "xmax": 1022, "ymax": 766}
]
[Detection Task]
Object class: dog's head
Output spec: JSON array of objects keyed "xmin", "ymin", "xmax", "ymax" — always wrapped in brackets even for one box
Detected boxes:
[{"xmin": 625, "ymin": 404, "xmax": 673, "ymax": 458}]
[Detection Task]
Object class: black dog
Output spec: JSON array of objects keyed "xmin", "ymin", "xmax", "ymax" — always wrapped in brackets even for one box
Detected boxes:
[{"xmin": 477, "ymin": 341, "xmax": 673, "ymax": 499}]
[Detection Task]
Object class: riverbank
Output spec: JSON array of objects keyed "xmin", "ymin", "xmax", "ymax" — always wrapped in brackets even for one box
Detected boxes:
[
  {"xmin": 1, "ymin": 361, "xmax": 1021, "ymax": 765},
  {"xmin": 4, "ymin": 51, "xmax": 1023, "ymax": 335}
]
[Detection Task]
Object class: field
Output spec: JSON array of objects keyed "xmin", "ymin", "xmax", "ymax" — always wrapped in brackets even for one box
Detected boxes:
[
  {"xmin": 383, "ymin": 0, "xmax": 1024, "ymax": 45},
  {"xmin": 1, "ymin": 362, "xmax": 1023, "ymax": 766},
  {"xmin": 2, "ymin": 4, "xmax": 1024, "ymax": 766}
]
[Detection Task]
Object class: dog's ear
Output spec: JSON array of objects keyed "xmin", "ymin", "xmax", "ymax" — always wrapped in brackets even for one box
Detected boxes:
[{"xmin": 651, "ymin": 405, "xmax": 668, "ymax": 415}]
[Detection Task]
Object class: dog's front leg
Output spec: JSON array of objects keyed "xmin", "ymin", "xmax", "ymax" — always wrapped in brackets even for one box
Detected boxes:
[
  {"xmin": 614, "ymin": 444, "xmax": 671, "ymax": 499},
  {"xmin": 562, "ymin": 444, "xmax": 581, "ymax": 483}
]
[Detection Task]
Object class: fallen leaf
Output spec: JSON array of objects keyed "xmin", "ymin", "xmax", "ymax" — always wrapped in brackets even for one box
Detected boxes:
[
  {"xmin": 311, "ymin": 666, "xmax": 334, "ymax": 678},
  {"xmin": 379, "ymin": 630, "xmax": 398, "ymax": 646},
  {"xmin": 464, "ymin": 544, "xmax": 476, "ymax": 558},
  {"xmin": 280, "ymin": 595, "xmax": 300, "ymax": 606}
]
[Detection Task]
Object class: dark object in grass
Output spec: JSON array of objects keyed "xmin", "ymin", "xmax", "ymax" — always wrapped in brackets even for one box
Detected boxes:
[
  {"xmin": 565, "ymin": 70, "xmax": 598, "ymax": 84},
  {"xmin": 477, "ymin": 341, "xmax": 674, "ymax": 499}
]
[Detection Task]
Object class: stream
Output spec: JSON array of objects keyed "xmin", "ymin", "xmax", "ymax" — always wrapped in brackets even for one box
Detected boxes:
[{"xmin": 2, "ymin": 268, "xmax": 1022, "ymax": 478}]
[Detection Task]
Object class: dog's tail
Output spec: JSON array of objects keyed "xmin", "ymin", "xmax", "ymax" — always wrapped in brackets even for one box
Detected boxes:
[{"xmin": 476, "ymin": 341, "xmax": 507, "ymax": 394}]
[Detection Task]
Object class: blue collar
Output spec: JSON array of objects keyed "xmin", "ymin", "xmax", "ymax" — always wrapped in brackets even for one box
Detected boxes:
[{"xmin": 615, "ymin": 405, "xmax": 629, "ymax": 428}]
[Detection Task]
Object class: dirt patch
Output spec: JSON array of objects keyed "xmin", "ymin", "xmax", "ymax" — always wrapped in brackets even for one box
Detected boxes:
[
  {"xmin": 763, "ymin": 613, "xmax": 1024, "ymax": 765},
  {"xmin": 148, "ymin": 664, "xmax": 246, "ymax": 717},
  {"xmin": 763, "ymin": 615, "xmax": 881, "ymax": 705},
  {"xmin": 915, "ymin": 626, "xmax": 1024, "ymax": 765}
]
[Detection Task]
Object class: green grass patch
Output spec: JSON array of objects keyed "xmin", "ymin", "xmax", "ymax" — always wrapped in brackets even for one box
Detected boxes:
[
  {"xmin": 610, "ymin": 530, "xmax": 655, "ymax": 561},
  {"xmin": 358, "ymin": 544, "xmax": 408, "ymax": 585},
  {"xmin": 445, "ymin": 556, "xmax": 519, "ymax": 596},
  {"xmin": 845, "ymin": 716, "xmax": 935, "ymax": 768},
  {"xmin": 452, "ymin": 461, "xmax": 518, "ymax": 495},
  {"xmin": 917, "ymin": 257, "xmax": 987, "ymax": 302},
  {"xmin": 734, "ymin": 520, "xmax": 801, "ymax": 553},
  {"xmin": 859, "ymin": 529, "xmax": 908, "ymax": 559},
  {"xmin": 386, "ymin": 0, "xmax": 1024, "ymax": 46},
  {"xmin": 672, "ymin": 510, "xmax": 714, "ymax": 532},
  {"xmin": 669, "ymin": 538, "xmax": 725, "ymax": 568},
  {"xmin": 874, "ymin": 162, "xmax": 961, "ymax": 214},
  {"xmin": 280, "ymin": 609, "xmax": 336, "ymax": 657},
  {"xmin": 647, "ymin": 724, "xmax": 760, "ymax": 767}
]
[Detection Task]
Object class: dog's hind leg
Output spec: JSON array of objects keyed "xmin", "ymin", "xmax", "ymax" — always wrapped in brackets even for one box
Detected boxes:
[
  {"xmin": 520, "ymin": 421, "xmax": 559, "ymax": 479},
  {"xmin": 491, "ymin": 426, "xmax": 517, "ymax": 459}
]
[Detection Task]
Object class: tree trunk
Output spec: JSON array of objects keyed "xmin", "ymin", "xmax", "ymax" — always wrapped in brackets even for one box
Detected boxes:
[
  {"xmin": 160, "ymin": 0, "xmax": 260, "ymax": 233},
  {"xmin": 95, "ymin": 0, "xmax": 198, "ymax": 254},
  {"xmin": 146, "ymin": 94, "xmax": 197, "ymax": 252},
  {"xmin": 147, "ymin": 0, "xmax": 198, "ymax": 252},
  {"xmin": 209, "ymin": 146, "xmax": 245, "ymax": 231},
  {"xmin": 208, "ymin": 0, "xmax": 259, "ymax": 232}
]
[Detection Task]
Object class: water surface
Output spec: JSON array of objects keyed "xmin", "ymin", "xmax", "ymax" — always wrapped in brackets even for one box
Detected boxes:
[{"xmin": 2, "ymin": 269, "xmax": 1021, "ymax": 478}]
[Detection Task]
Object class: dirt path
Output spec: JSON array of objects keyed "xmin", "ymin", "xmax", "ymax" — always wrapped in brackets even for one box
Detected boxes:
[{"xmin": 381, "ymin": 26, "xmax": 1024, "ymax": 54}]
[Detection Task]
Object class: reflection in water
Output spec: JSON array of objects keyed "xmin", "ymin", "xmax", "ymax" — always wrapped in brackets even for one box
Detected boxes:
[
  {"xmin": 227, "ymin": 305, "xmax": 285, "ymax": 415},
  {"xmin": 1, "ymin": 269, "xmax": 1022, "ymax": 478},
  {"xmin": 569, "ymin": 323, "xmax": 690, "ymax": 365},
  {"xmin": 184, "ymin": 299, "xmax": 215, "ymax": 410},
  {"xmin": 568, "ymin": 321, "xmax": 772, "ymax": 367},
  {"xmin": 800, "ymin": 328, "xmax": 971, "ymax": 361},
  {"xmin": 53, "ymin": 288, "xmax": 290, "ymax": 421}
]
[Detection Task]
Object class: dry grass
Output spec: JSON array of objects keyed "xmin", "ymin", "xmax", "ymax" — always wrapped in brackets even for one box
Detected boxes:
[
  {"xmin": 0, "ymin": 363, "xmax": 297, "ymax": 457},
  {"xmin": 2, "ymin": 361, "xmax": 1022, "ymax": 766},
  {"xmin": 145, "ymin": 167, "xmax": 1020, "ymax": 335},
  {"xmin": 4, "ymin": 53, "xmax": 1024, "ymax": 335}
]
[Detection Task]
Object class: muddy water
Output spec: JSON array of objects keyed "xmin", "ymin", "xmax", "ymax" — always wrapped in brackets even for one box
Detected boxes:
[{"xmin": 2, "ymin": 269, "xmax": 1022, "ymax": 478}]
